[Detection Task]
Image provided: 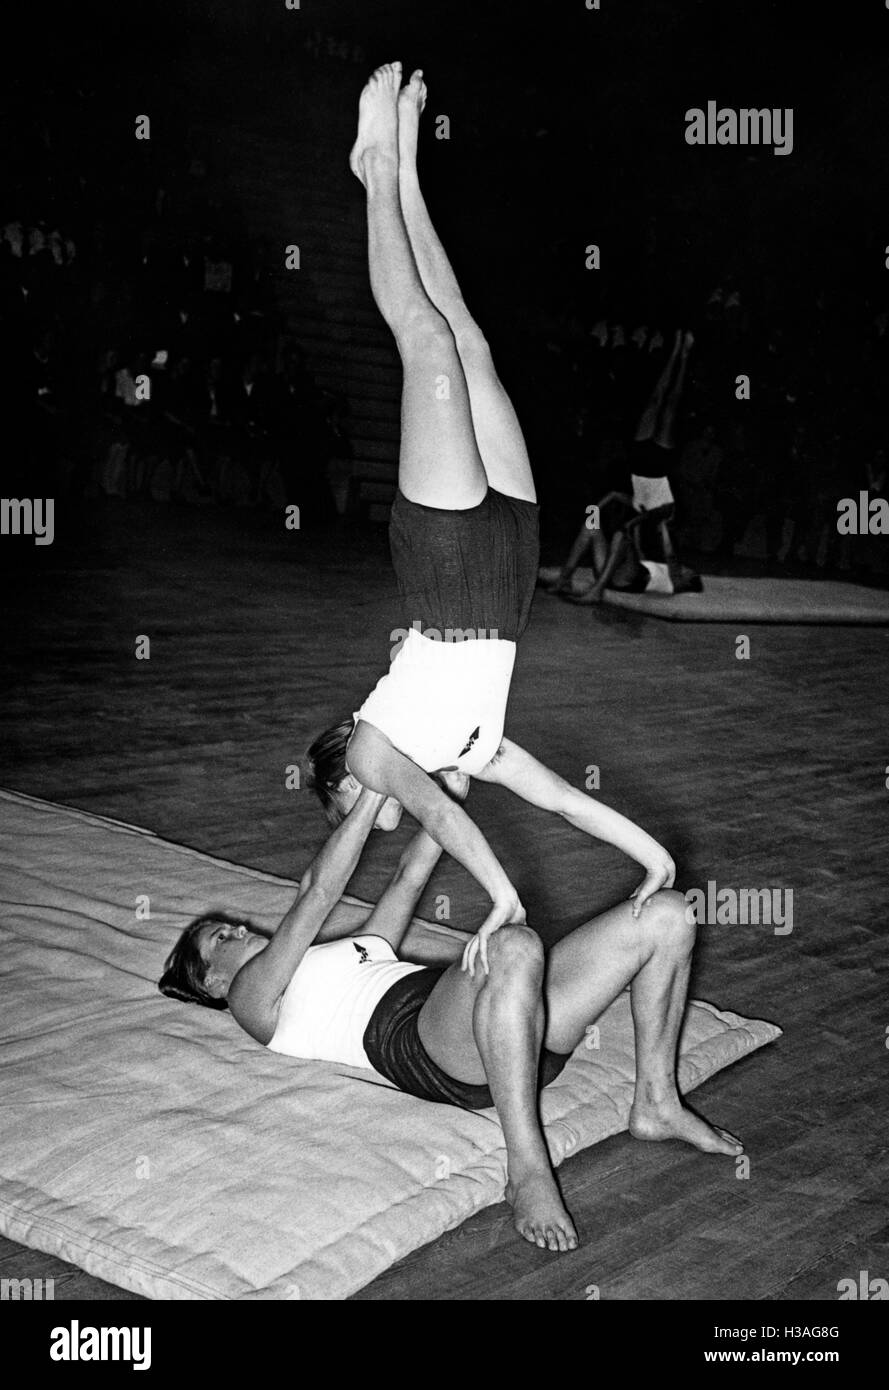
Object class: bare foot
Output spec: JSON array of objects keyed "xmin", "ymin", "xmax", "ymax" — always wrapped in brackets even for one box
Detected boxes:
[
  {"xmin": 506, "ymin": 1170, "xmax": 579, "ymax": 1253},
  {"xmin": 397, "ymin": 67, "xmax": 427, "ymax": 170},
  {"xmin": 629, "ymin": 1098, "xmax": 742, "ymax": 1156},
  {"xmin": 349, "ymin": 62, "xmax": 402, "ymax": 186},
  {"xmin": 537, "ymin": 566, "xmax": 579, "ymax": 594},
  {"xmin": 561, "ymin": 584, "xmax": 605, "ymax": 606}
]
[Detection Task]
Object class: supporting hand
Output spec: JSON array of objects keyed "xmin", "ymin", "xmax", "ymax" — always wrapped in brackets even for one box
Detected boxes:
[
  {"xmin": 629, "ymin": 848, "xmax": 676, "ymax": 917},
  {"xmin": 461, "ymin": 894, "xmax": 526, "ymax": 978}
]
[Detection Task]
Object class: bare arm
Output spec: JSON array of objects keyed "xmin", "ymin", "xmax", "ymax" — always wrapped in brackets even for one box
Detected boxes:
[
  {"xmin": 347, "ymin": 720, "xmax": 523, "ymax": 927},
  {"xmin": 360, "ymin": 826, "xmax": 445, "ymax": 955},
  {"xmin": 358, "ymin": 770, "xmax": 472, "ymax": 958},
  {"xmin": 477, "ymin": 738, "xmax": 675, "ymax": 911},
  {"xmin": 229, "ymin": 788, "xmax": 385, "ymax": 1036}
]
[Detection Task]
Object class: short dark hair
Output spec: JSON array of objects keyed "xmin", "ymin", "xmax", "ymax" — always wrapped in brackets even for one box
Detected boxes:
[
  {"xmin": 305, "ymin": 717, "xmax": 355, "ymax": 827},
  {"xmin": 157, "ymin": 914, "xmax": 239, "ymax": 1011}
]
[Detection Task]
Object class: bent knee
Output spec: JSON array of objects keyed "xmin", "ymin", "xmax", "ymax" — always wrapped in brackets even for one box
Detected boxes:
[
  {"xmin": 487, "ymin": 923, "xmax": 545, "ymax": 973},
  {"xmin": 640, "ymin": 888, "xmax": 695, "ymax": 938}
]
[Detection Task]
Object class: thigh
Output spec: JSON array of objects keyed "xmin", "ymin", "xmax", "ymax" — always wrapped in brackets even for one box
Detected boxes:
[
  {"xmin": 543, "ymin": 900, "xmax": 643, "ymax": 1055},
  {"xmin": 416, "ymin": 960, "xmax": 488, "ymax": 1085},
  {"xmin": 457, "ymin": 332, "xmax": 537, "ymax": 503},
  {"xmin": 398, "ymin": 320, "xmax": 488, "ymax": 510}
]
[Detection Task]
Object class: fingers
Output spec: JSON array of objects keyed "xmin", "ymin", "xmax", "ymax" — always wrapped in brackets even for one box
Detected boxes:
[
  {"xmin": 632, "ymin": 873, "xmax": 660, "ymax": 917},
  {"xmin": 631, "ymin": 875, "xmax": 655, "ymax": 917},
  {"xmin": 631, "ymin": 858, "xmax": 676, "ymax": 915}
]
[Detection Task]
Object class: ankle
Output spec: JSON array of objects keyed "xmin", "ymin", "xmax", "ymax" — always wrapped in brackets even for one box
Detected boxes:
[
  {"xmin": 363, "ymin": 146, "xmax": 398, "ymax": 175},
  {"xmin": 632, "ymin": 1081, "xmax": 679, "ymax": 1112},
  {"xmin": 505, "ymin": 1147, "xmax": 551, "ymax": 1187}
]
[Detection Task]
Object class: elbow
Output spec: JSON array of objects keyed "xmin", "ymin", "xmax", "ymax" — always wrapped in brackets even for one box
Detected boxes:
[
  {"xmin": 303, "ymin": 878, "xmax": 335, "ymax": 913},
  {"xmin": 427, "ymin": 796, "xmax": 456, "ymax": 844}
]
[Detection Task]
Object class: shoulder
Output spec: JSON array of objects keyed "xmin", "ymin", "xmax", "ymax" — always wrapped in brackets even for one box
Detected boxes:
[
  {"xmin": 346, "ymin": 719, "xmax": 393, "ymax": 781},
  {"xmin": 227, "ymin": 966, "xmax": 281, "ymax": 1047}
]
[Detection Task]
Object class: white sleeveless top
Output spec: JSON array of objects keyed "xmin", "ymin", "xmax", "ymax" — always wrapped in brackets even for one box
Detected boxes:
[
  {"xmin": 266, "ymin": 935, "xmax": 424, "ymax": 1069},
  {"xmin": 354, "ymin": 626, "xmax": 516, "ymax": 774}
]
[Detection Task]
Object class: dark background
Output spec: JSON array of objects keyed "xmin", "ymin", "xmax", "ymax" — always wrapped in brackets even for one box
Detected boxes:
[{"xmin": 4, "ymin": 0, "xmax": 888, "ymax": 513}]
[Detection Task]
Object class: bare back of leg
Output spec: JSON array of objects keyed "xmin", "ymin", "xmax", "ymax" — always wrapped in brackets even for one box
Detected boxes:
[
  {"xmin": 398, "ymin": 71, "xmax": 536, "ymax": 505},
  {"xmin": 352, "ymin": 63, "xmax": 487, "ymax": 510}
]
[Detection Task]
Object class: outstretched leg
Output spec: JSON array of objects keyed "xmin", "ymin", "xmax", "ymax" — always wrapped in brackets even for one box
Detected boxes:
[
  {"xmin": 538, "ymin": 518, "xmax": 596, "ymax": 592},
  {"xmin": 562, "ymin": 528, "xmax": 635, "ymax": 604},
  {"xmin": 397, "ymin": 70, "xmax": 536, "ymax": 503},
  {"xmin": 635, "ymin": 330, "xmax": 693, "ymax": 450},
  {"xmin": 417, "ymin": 926, "xmax": 579, "ymax": 1252},
  {"xmin": 351, "ymin": 63, "xmax": 487, "ymax": 510},
  {"xmin": 544, "ymin": 891, "xmax": 743, "ymax": 1155}
]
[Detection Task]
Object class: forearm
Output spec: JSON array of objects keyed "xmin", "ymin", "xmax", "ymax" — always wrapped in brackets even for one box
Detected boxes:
[
  {"xmin": 397, "ymin": 826, "xmax": 444, "ymax": 884},
  {"xmin": 423, "ymin": 798, "xmax": 516, "ymax": 904},
  {"xmin": 560, "ymin": 787, "xmax": 664, "ymax": 864},
  {"xmin": 375, "ymin": 833, "xmax": 446, "ymax": 954},
  {"xmin": 349, "ymin": 725, "xmax": 516, "ymax": 905},
  {"xmin": 489, "ymin": 741, "xmax": 665, "ymax": 869},
  {"xmin": 299, "ymin": 790, "xmax": 383, "ymax": 910}
]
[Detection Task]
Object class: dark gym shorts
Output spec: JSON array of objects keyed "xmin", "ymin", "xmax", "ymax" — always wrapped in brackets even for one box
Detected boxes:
[
  {"xmin": 362, "ymin": 967, "xmax": 571, "ymax": 1111},
  {"xmin": 389, "ymin": 487, "xmax": 540, "ymax": 643},
  {"xmin": 630, "ymin": 438, "xmax": 674, "ymax": 479}
]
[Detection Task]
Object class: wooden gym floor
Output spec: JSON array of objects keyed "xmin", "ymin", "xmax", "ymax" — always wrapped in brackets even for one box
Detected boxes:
[{"xmin": 1, "ymin": 498, "xmax": 887, "ymax": 1300}]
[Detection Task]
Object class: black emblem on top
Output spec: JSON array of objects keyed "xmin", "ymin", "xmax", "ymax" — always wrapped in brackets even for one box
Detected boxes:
[{"xmin": 459, "ymin": 726, "xmax": 480, "ymax": 758}]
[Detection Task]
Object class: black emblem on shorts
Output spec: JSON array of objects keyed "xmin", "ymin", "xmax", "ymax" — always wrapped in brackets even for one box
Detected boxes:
[
  {"xmin": 353, "ymin": 942, "xmax": 371, "ymax": 964},
  {"xmin": 459, "ymin": 726, "xmax": 480, "ymax": 758}
]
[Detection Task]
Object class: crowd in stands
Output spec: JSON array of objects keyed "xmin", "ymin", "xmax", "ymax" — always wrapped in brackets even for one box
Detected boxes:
[{"xmin": 1, "ymin": 99, "xmax": 346, "ymax": 518}]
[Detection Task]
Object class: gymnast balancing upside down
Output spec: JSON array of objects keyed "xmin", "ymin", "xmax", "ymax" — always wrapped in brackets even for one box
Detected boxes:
[
  {"xmin": 307, "ymin": 63, "xmax": 676, "ymax": 969},
  {"xmin": 159, "ymin": 782, "xmax": 744, "ymax": 1254}
]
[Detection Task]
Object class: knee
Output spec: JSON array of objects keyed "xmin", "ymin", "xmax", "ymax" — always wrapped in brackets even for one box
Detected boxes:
[
  {"xmin": 487, "ymin": 924, "xmax": 545, "ymax": 977},
  {"xmin": 453, "ymin": 321, "xmax": 491, "ymax": 363},
  {"xmin": 397, "ymin": 306, "xmax": 455, "ymax": 358},
  {"xmin": 638, "ymin": 888, "xmax": 695, "ymax": 944}
]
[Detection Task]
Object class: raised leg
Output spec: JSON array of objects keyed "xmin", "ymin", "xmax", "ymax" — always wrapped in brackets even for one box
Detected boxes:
[
  {"xmin": 544, "ymin": 890, "xmax": 743, "ymax": 1154},
  {"xmin": 635, "ymin": 330, "xmax": 693, "ymax": 450},
  {"xmin": 351, "ymin": 63, "xmax": 487, "ymax": 509},
  {"xmin": 397, "ymin": 71, "xmax": 536, "ymax": 503},
  {"xmin": 651, "ymin": 331, "xmax": 693, "ymax": 450},
  {"xmin": 417, "ymin": 926, "xmax": 579, "ymax": 1252}
]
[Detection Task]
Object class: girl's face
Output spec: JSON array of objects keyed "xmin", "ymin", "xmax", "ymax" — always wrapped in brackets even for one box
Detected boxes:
[
  {"xmin": 332, "ymin": 776, "xmax": 404, "ymax": 831},
  {"xmin": 199, "ymin": 922, "xmax": 267, "ymax": 996}
]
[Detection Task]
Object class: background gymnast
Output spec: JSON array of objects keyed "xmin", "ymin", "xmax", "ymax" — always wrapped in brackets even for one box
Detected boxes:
[
  {"xmin": 309, "ymin": 63, "xmax": 676, "ymax": 972},
  {"xmin": 539, "ymin": 328, "xmax": 703, "ymax": 602}
]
